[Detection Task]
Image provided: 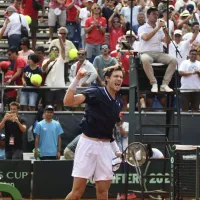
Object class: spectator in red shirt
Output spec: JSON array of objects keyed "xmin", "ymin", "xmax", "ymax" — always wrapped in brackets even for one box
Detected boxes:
[
  {"xmin": 108, "ymin": 9, "xmax": 125, "ymax": 51},
  {"xmin": 0, "ymin": 61, "xmax": 17, "ymax": 106},
  {"xmin": 22, "ymin": 0, "xmax": 45, "ymax": 50},
  {"xmin": 66, "ymin": 0, "xmax": 83, "ymax": 48},
  {"xmin": 110, "ymin": 36, "xmax": 132, "ymax": 110},
  {"xmin": 7, "ymin": 46, "xmax": 27, "ymax": 86},
  {"xmin": 4, "ymin": 0, "xmax": 23, "ymax": 18},
  {"xmin": 48, "ymin": 0, "xmax": 66, "ymax": 43},
  {"xmin": 85, "ymin": 3, "xmax": 107, "ymax": 61}
]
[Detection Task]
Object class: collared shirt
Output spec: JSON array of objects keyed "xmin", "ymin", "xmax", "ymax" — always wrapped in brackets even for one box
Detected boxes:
[
  {"xmin": 120, "ymin": 6, "xmax": 140, "ymax": 26},
  {"xmin": 138, "ymin": 22, "xmax": 165, "ymax": 53},
  {"xmin": 48, "ymin": 39, "xmax": 77, "ymax": 63},
  {"xmin": 3, "ymin": 13, "xmax": 30, "ymax": 37},
  {"xmin": 85, "ymin": 16, "xmax": 107, "ymax": 44},
  {"xmin": 179, "ymin": 59, "xmax": 200, "ymax": 92},
  {"xmin": 69, "ymin": 59, "xmax": 97, "ymax": 86},
  {"xmin": 80, "ymin": 86, "xmax": 123, "ymax": 140}
]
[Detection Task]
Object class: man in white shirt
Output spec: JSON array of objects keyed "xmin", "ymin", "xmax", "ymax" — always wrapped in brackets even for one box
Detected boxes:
[
  {"xmin": 179, "ymin": 49, "xmax": 200, "ymax": 112},
  {"xmin": 3, "ymin": 6, "xmax": 29, "ymax": 50},
  {"xmin": 168, "ymin": 27, "xmax": 199, "ymax": 67},
  {"xmin": 48, "ymin": 27, "xmax": 77, "ymax": 84},
  {"xmin": 69, "ymin": 49, "xmax": 97, "ymax": 87},
  {"xmin": 78, "ymin": 0, "xmax": 93, "ymax": 48},
  {"xmin": 120, "ymin": 0, "xmax": 145, "ymax": 28},
  {"xmin": 183, "ymin": 22, "xmax": 200, "ymax": 50},
  {"xmin": 138, "ymin": 6, "xmax": 177, "ymax": 93}
]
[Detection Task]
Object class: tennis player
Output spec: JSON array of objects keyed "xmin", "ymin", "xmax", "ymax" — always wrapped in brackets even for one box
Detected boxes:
[{"xmin": 64, "ymin": 65, "xmax": 123, "ymax": 200}]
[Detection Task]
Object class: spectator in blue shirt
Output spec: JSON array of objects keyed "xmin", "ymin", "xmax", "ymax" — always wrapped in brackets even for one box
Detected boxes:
[
  {"xmin": 0, "ymin": 134, "xmax": 5, "ymax": 160},
  {"xmin": 34, "ymin": 105, "xmax": 63, "ymax": 160}
]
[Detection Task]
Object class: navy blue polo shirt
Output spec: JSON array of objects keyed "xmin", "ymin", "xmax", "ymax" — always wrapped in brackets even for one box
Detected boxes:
[{"xmin": 80, "ymin": 86, "xmax": 123, "ymax": 140}]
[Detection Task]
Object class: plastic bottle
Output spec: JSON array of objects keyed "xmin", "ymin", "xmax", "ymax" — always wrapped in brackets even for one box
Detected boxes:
[{"xmin": 116, "ymin": 193, "xmax": 121, "ymax": 200}]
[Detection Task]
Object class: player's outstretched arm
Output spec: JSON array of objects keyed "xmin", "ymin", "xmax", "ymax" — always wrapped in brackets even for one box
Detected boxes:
[{"xmin": 63, "ymin": 68, "xmax": 87, "ymax": 106}]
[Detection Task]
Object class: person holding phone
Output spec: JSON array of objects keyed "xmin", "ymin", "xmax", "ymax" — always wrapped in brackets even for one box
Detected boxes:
[
  {"xmin": 0, "ymin": 102, "xmax": 27, "ymax": 160},
  {"xmin": 42, "ymin": 33, "xmax": 65, "ymax": 111}
]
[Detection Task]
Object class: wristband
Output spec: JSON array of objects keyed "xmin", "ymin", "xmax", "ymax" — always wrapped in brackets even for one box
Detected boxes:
[
  {"xmin": 110, "ymin": 140, "xmax": 120, "ymax": 153},
  {"xmin": 69, "ymin": 77, "xmax": 80, "ymax": 91}
]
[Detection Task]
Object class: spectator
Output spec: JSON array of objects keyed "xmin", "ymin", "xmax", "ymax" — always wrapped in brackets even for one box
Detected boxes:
[
  {"xmin": 69, "ymin": 49, "xmax": 97, "ymax": 87},
  {"xmin": 175, "ymin": 0, "xmax": 196, "ymax": 13},
  {"xmin": 120, "ymin": 0, "xmax": 145, "ymax": 29},
  {"xmin": 64, "ymin": 134, "xmax": 81, "ymax": 160},
  {"xmin": 3, "ymin": 6, "xmax": 29, "ymax": 50},
  {"xmin": 48, "ymin": 0, "xmax": 66, "ymax": 43},
  {"xmin": 20, "ymin": 53, "xmax": 42, "ymax": 111},
  {"xmin": 93, "ymin": 43, "xmax": 118, "ymax": 86},
  {"xmin": 161, "ymin": 9, "xmax": 174, "ymax": 38},
  {"xmin": 102, "ymin": 0, "xmax": 115, "ymax": 25},
  {"xmin": 66, "ymin": 0, "xmax": 83, "ymax": 48},
  {"xmin": 48, "ymin": 27, "xmax": 77, "ymax": 84},
  {"xmin": 0, "ymin": 61, "xmax": 17, "ymax": 106},
  {"xmin": 168, "ymin": 27, "xmax": 199, "ymax": 67},
  {"xmin": 35, "ymin": 46, "xmax": 47, "ymax": 68},
  {"xmin": 0, "ymin": 134, "xmax": 5, "ymax": 160},
  {"xmin": 10, "ymin": 0, "xmax": 24, "ymax": 14},
  {"xmin": 42, "ymin": 34, "xmax": 65, "ymax": 111},
  {"xmin": 18, "ymin": 37, "xmax": 34, "ymax": 62},
  {"xmin": 132, "ymin": 12, "xmax": 146, "ymax": 35},
  {"xmin": 34, "ymin": 105, "xmax": 63, "ymax": 160},
  {"xmin": 35, "ymin": 46, "xmax": 47, "ymax": 108},
  {"xmin": 84, "ymin": 3, "xmax": 107, "ymax": 61},
  {"xmin": 177, "ymin": 10, "xmax": 193, "ymax": 29},
  {"xmin": 179, "ymin": 49, "xmax": 200, "ymax": 112},
  {"xmin": 125, "ymin": 30, "xmax": 140, "ymax": 51},
  {"xmin": 22, "ymin": 0, "xmax": 45, "ymax": 50},
  {"xmin": 7, "ymin": 46, "xmax": 27, "ymax": 86},
  {"xmin": 114, "ymin": 112, "xmax": 129, "ymax": 152},
  {"xmin": 110, "ymin": 36, "xmax": 132, "ymax": 110},
  {"xmin": 0, "ymin": 102, "xmax": 27, "ymax": 160},
  {"xmin": 183, "ymin": 22, "xmax": 200, "ymax": 46},
  {"xmin": 138, "ymin": 6, "xmax": 177, "ymax": 92},
  {"xmin": 108, "ymin": 9, "xmax": 126, "ymax": 51},
  {"xmin": 78, "ymin": 0, "xmax": 94, "ymax": 48},
  {"xmin": 145, "ymin": 144, "xmax": 164, "ymax": 158}
]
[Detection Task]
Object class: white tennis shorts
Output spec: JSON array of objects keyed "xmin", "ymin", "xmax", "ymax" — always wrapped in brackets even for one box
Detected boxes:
[{"xmin": 72, "ymin": 135, "xmax": 114, "ymax": 181}]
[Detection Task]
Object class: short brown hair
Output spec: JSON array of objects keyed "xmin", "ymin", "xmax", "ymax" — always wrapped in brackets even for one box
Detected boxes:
[{"xmin": 9, "ymin": 101, "xmax": 20, "ymax": 109}]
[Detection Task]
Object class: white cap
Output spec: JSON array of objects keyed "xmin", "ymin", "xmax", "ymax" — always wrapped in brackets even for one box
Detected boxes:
[
  {"xmin": 174, "ymin": 29, "xmax": 182, "ymax": 35},
  {"xmin": 126, "ymin": 30, "xmax": 137, "ymax": 38},
  {"xmin": 86, "ymin": 0, "xmax": 94, "ymax": 2}
]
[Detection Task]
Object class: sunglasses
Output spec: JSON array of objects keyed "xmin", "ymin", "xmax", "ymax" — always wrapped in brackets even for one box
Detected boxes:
[
  {"xmin": 78, "ymin": 53, "xmax": 85, "ymax": 56},
  {"xmin": 51, "ymin": 48, "xmax": 58, "ymax": 51},
  {"xmin": 20, "ymin": 43, "xmax": 25, "ymax": 45},
  {"xmin": 175, "ymin": 35, "xmax": 181, "ymax": 37},
  {"xmin": 113, "ymin": 21, "xmax": 120, "ymax": 23},
  {"xmin": 93, "ymin": 7, "xmax": 100, "ymax": 9},
  {"xmin": 59, "ymin": 32, "xmax": 66, "ymax": 35},
  {"xmin": 101, "ymin": 45, "xmax": 109, "ymax": 49},
  {"xmin": 8, "ymin": 53, "xmax": 12, "ymax": 56}
]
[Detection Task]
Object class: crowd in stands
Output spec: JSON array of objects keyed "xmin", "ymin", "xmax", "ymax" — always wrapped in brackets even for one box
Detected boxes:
[{"xmin": 0, "ymin": 0, "xmax": 200, "ymax": 112}]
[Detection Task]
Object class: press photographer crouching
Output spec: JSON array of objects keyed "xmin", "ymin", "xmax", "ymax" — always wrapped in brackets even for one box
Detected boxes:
[{"xmin": 0, "ymin": 102, "xmax": 27, "ymax": 160}]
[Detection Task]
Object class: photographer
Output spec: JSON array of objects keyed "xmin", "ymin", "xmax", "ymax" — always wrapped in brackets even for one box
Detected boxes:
[{"xmin": 0, "ymin": 102, "xmax": 27, "ymax": 160}]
